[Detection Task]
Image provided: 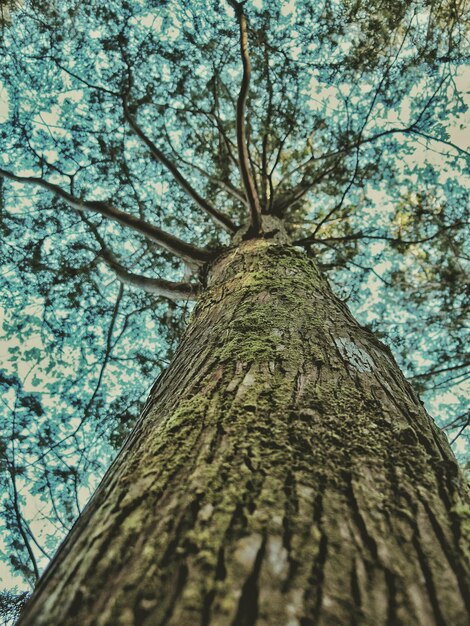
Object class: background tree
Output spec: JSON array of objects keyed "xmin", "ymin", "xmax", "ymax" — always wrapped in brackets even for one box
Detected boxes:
[{"xmin": 0, "ymin": 0, "xmax": 469, "ymax": 623}]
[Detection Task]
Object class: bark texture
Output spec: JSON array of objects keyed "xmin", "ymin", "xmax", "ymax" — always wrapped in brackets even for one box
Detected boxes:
[{"xmin": 18, "ymin": 239, "xmax": 470, "ymax": 626}]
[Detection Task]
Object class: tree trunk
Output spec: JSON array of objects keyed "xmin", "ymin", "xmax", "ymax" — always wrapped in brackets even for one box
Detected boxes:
[{"xmin": 18, "ymin": 239, "xmax": 470, "ymax": 626}]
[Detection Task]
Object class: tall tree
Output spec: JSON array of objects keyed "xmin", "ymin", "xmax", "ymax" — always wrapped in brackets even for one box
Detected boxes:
[{"xmin": 0, "ymin": 0, "xmax": 469, "ymax": 624}]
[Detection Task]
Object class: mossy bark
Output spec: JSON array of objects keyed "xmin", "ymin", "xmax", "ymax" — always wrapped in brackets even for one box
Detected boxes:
[{"xmin": 18, "ymin": 240, "xmax": 469, "ymax": 626}]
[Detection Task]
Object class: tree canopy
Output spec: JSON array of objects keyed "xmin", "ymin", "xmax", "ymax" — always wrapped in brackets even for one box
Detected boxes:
[{"xmin": 0, "ymin": 0, "xmax": 468, "ymax": 615}]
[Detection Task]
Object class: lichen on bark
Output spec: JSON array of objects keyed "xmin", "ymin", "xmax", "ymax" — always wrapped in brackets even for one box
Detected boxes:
[{"xmin": 18, "ymin": 238, "xmax": 470, "ymax": 626}]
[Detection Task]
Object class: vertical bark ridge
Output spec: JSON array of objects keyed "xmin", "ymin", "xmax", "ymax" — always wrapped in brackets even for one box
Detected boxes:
[
  {"xmin": 231, "ymin": 534, "xmax": 266, "ymax": 626},
  {"xmin": 18, "ymin": 239, "xmax": 470, "ymax": 626},
  {"xmin": 411, "ymin": 526, "xmax": 446, "ymax": 626},
  {"xmin": 349, "ymin": 558, "xmax": 363, "ymax": 626},
  {"xmin": 419, "ymin": 495, "xmax": 470, "ymax": 610},
  {"xmin": 384, "ymin": 569, "xmax": 397, "ymax": 626}
]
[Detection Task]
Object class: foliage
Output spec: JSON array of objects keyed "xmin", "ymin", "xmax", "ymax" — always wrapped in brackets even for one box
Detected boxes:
[
  {"xmin": 0, "ymin": 0, "xmax": 468, "ymax": 600},
  {"xmin": 0, "ymin": 589, "xmax": 29, "ymax": 626}
]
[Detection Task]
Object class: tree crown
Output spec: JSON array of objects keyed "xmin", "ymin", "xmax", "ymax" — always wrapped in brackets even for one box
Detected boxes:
[{"xmin": 0, "ymin": 0, "xmax": 468, "ymax": 607}]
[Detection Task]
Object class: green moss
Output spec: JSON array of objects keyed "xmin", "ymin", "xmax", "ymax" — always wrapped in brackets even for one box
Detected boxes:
[
  {"xmin": 163, "ymin": 394, "xmax": 209, "ymax": 432},
  {"xmin": 199, "ymin": 244, "xmax": 323, "ymax": 365},
  {"xmin": 451, "ymin": 503, "xmax": 470, "ymax": 519}
]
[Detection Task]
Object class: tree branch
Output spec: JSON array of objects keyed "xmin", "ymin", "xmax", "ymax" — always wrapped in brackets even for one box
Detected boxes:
[
  {"xmin": 8, "ymin": 407, "xmax": 39, "ymax": 584},
  {"xmin": 228, "ymin": 0, "xmax": 263, "ymax": 233},
  {"xmin": 122, "ymin": 98, "xmax": 237, "ymax": 233},
  {"xmin": 261, "ymin": 43, "xmax": 274, "ymax": 208},
  {"xmin": 161, "ymin": 117, "xmax": 247, "ymax": 206},
  {"xmin": 207, "ymin": 110, "xmax": 240, "ymax": 168},
  {"xmin": 410, "ymin": 361, "xmax": 470, "ymax": 381},
  {"xmin": 52, "ymin": 58, "xmax": 120, "ymax": 97},
  {"xmin": 310, "ymin": 146, "xmax": 361, "ymax": 238},
  {"xmin": 101, "ymin": 248, "xmax": 199, "ymax": 300},
  {"xmin": 8, "ymin": 464, "xmax": 40, "ymax": 583},
  {"xmin": 272, "ymin": 160, "xmax": 341, "ymax": 216},
  {"xmin": 408, "ymin": 128, "xmax": 469, "ymax": 157},
  {"xmin": 272, "ymin": 71, "xmax": 465, "ymax": 214},
  {"xmin": 0, "ymin": 168, "xmax": 213, "ymax": 266},
  {"xmin": 294, "ymin": 220, "xmax": 466, "ymax": 247},
  {"xmin": 82, "ymin": 215, "xmax": 200, "ymax": 300}
]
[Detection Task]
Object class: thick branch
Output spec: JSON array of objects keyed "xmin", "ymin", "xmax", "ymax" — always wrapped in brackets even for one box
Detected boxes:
[
  {"xmin": 122, "ymin": 100, "xmax": 237, "ymax": 233},
  {"xmin": 102, "ymin": 248, "xmax": 199, "ymax": 300},
  {"xmin": 261, "ymin": 44, "xmax": 273, "ymax": 207},
  {"xmin": 228, "ymin": 0, "xmax": 263, "ymax": 233},
  {"xmin": 84, "ymin": 215, "xmax": 199, "ymax": 300},
  {"xmin": 0, "ymin": 168, "xmax": 212, "ymax": 266}
]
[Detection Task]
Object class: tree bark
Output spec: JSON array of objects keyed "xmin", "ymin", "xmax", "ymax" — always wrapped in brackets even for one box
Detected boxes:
[{"xmin": 18, "ymin": 239, "xmax": 470, "ymax": 626}]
